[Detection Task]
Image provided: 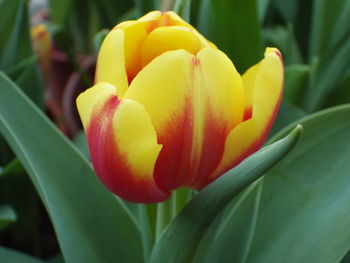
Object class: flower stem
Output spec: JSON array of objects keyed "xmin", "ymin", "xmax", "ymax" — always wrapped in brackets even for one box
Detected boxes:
[{"xmin": 155, "ymin": 193, "xmax": 176, "ymax": 238}]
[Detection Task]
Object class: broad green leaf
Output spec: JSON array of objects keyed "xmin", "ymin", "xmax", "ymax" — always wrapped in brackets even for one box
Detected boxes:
[
  {"xmin": 0, "ymin": 205, "xmax": 16, "ymax": 231},
  {"xmin": 72, "ymin": 131, "xmax": 89, "ymax": 160},
  {"xmin": 243, "ymin": 104, "xmax": 350, "ymax": 263},
  {"xmin": 0, "ymin": 246, "xmax": 43, "ymax": 263},
  {"xmin": 192, "ymin": 181, "xmax": 262, "ymax": 263},
  {"xmin": 150, "ymin": 125, "xmax": 302, "ymax": 263},
  {"xmin": 196, "ymin": 0, "xmax": 263, "ymax": 73},
  {"xmin": 0, "ymin": 72, "xmax": 144, "ymax": 263}
]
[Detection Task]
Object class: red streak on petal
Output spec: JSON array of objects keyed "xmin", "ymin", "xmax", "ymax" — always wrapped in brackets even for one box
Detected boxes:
[
  {"xmin": 87, "ymin": 96, "xmax": 169, "ymax": 203},
  {"xmin": 189, "ymin": 105, "xmax": 233, "ymax": 189},
  {"xmin": 154, "ymin": 97, "xmax": 194, "ymax": 191},
  {"xmin": 244, "ymin": 107, "xmax": 252, "ymax": 121}
]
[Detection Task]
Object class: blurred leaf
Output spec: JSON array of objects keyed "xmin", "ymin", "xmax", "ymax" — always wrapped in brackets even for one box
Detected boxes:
[
  {"xmin": 0, "ymin": 205, "xmax": 17, "ymax": 231},
  {"xmin": 0, "ymin": 0, "xmax": 43, "ymax": 105},
  {"xmin": 303, "ymin": 36, "xmax": 350, "ymax": 111},
  {"xmin": 309, "ymin": 0, "xmax": 350, "ymax": 60},
  {"xmin": 49, "ymin": 0, "xmax": 72, "ymax": 25},
  {"xmin": 92, "ymin": 0, "xmax": 134, "ymax": 27},
  {"xmin": 0, "ymin": 246, "xmax": 43, "ymax": 263},
  {"xmin": 196, "ymin": 0, "xmax": 263, "ymax": 73},
  {"xmin": 150, "ymin": 126, "xmax": 302, "ymax": 263},
  {"xmin": 135, "ymin": 0, "xmax": 161, "ymax": 16},
  {"xmin": 243, "ymin": 104, "xmax": 350, "ymax": 263},
  {"xmin": 174, "ymin": 0, "xmax": 191, "ymax": 21},
  {"xmin": 46, "ymin": 254, "xmax": 65, "ymax": 263},
  {"xmin": 0, "ymin": 72, "xmax": 144, "ymax": 263},
  {"xmin": 341, "ymin": 250, "xmax": 350, "ymax": 263},
  {"xmin": 325, "ymin": 72, "xmax": 350, "ymax": 107},
  {"xmin": 274, "ymin": 0, "xmax": 298, "ymax": 22},
  {"xmin": 0, "ymin": 0, "xmax": 31, "ymax": 66},
  {"xmin": 284, "ymin": 64, "xmax": 310, "ymax": 105},
  {"xmin": 257, "ymin": 0, "xmax": 271, "ymax": 22},
  {"xmin": 93, "ymin": 29, "xmax": 109, "ymax": 54},
  {"xmin": 0, "ymin": 159, "xmax": 24, "ymax": 177},
  {"xmin": 0, "ymin": 172, "xmax": 41, "ymax": 257}
]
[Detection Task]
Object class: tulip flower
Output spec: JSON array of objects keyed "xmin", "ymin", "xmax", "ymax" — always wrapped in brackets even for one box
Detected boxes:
[
  {"xmin": 31, "ymin": 24, "xmax": 52, "ymax": 81},
  {"xmin": 76, "ymin": 11, "xmax": 284, "ymax": 203}
]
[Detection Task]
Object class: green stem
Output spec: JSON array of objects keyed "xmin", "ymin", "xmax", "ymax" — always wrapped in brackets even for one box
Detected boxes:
[{"xmin": 155, "ymin": 194, "xmax": 176, "ymax": 238}]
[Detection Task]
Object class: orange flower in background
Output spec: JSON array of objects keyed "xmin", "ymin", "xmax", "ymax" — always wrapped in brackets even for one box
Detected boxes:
[{"xmin": 76, "ymin": 11, "xmax": 284, "ymax": 203}]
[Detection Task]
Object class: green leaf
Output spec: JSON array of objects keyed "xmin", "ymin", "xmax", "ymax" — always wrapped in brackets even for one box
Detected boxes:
[
  {"xmin": 46, "ymin": 255, "xmax": 65, "ymax": 263},
  {"xmin": 0, "ymin": 205, "xmax": 17, "ymax": 231},
  {"xmin": 257, "ymin": 0, "xmax": 271, "ymax": 22},
  {"xmin": 0, "ymin": 72, "xmax": 144, "ymax": 263},
  {"xmin": 173, "ymin": 0, "xmax": 192, "ymax": 21},
  {"xmin": 150, "ymin": 125, "xmax": 302, "ymax": 263},
  {"xmin": 196, "ymin": 0, "xmax": 263, "ymax": 73},
  {"xmin": 325, "ymin": 73, "xmax": 350, "ymax": 107},
  {"xmin": 309, "ymin": 0, "xmax": 350, "ymax": 60},
  {"xmin": 0, "ymin": 159, "xmax": 24, "ymax": 177},
  {"xmin": 192, "ymin": 181, "xmax": 262, "ymax": 263},
  {"xmin": 0, "ymin": 0, "xmax": 43, "ymax": 105},
  {"xmin": 242, "ymin": 104, "xmax": 350, "ymax": 263},
  {"xmin": 135, "ymin": 0, "xmax": 161, "ymax": 16},
  {"xmin": 72, "ymin": 131, "xmax": 89, "ymax": 160},
  {"xmin": 49, "ymin": 0, "xmax": 72, "ymax": 25},
  {"xmin": 303, "ymin": 36, "xmax": 350, "ymax": 111},
  {"xmin": 274, "ymin": 0, "xmax": 298, "ymax": 23},
  {"xmin": 269, "ymin": 100, "xmax": 306, "ymax": 137},
  {"xmin": 0, "ymin": 246, "xmax": 43, "ymax": 263},
  {"xmin": 283, "ymin": 64, "xmax": 310, "ymax": 105}
]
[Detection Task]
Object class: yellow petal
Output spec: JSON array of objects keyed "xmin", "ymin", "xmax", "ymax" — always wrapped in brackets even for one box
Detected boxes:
[
  {"xmin": 124, "ymin": 48, "xmax": 244, "ymax": 190},
  {"xmin": 77, "ymin": 83, "xmax": 168, "ymax": 203},
  {"xmin": 76, "ymin": 82, "xmax": 116, "ymax": 129},
  {"xmin": 141, "ymin": 26, "xmax": 203, "ymax": 67},
  {"xmin": 95, "ymin": 29, "xmax": 128, "ymax": 97},
  {"xmin": 113, "ymin": 99, "xmax": 162, "ymax": 179},
  {"xmin": 213, "ymin": 48, "xmax": 284, "ymax": 178}
]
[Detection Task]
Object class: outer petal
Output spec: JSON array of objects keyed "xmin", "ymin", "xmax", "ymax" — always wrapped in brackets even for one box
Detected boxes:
[
  {"xmin": 124, "ymin": 49, "xmax": 244, "ymax": 191},
  {"xmin": 213, "ymin": 48, "xmax": 284, "ymax": 178},
  {"xmin": 95, "ymin": 29, "xmax": 128, "ymax": 97},
  {"xmin": 77, "ymin": 83, "xmax": 169, "ymax": 203}
]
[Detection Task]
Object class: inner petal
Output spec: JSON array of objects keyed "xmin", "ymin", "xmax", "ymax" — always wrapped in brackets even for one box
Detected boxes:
[{"xmin": 141, "ymin": 26, "xmax": 203, "ymax": 68}]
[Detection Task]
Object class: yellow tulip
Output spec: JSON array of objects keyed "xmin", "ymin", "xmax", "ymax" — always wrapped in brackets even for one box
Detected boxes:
[{"xmin": 76, "ymin": 11, "xmax": 284, "ymax": 203}]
